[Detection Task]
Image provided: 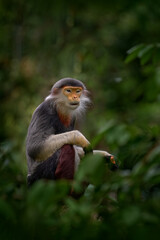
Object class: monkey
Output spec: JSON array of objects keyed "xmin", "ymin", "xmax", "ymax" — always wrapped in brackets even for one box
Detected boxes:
[{"xmin": 26, "ymin": 78, "xmax": 116, "ymax": 186}]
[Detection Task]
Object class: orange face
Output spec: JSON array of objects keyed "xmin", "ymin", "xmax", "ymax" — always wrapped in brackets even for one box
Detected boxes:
[{"xmin": 63, "ymin": 86, "xmax": 82, "ymax": 108}]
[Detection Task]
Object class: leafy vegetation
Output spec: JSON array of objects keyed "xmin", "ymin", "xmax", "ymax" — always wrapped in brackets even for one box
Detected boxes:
[{"xmin": 0, "ymin": 0, "xmax": 160, "ymax": 239}]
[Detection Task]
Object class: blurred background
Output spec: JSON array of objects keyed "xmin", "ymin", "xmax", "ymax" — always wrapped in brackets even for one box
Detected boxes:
[{"xmin": 1, "ymin": 0, "xmax": 160, "ymax": 239}]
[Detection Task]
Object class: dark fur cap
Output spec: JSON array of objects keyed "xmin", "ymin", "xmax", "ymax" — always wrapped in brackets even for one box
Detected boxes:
[{"xmin": 51, "ymin": 78, "xmax": 86, "ymax": 91}]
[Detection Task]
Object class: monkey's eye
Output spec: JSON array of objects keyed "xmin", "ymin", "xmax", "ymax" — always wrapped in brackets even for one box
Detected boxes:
[
  {"xmin": 66, "ymin": 89, "xmax": 72, "ymax": 93},
  {"xmin": 76, "ymin": 89, "xmax": 81, "ymax": 93}
]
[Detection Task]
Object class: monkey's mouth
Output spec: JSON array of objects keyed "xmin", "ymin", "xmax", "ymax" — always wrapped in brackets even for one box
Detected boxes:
[{"xmin": 69, "ymin": 102, "xmax": 79, "ymax": 107}]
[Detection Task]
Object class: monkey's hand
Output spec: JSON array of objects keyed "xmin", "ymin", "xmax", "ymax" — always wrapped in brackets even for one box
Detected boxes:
[
  {"xmin": 71, "ymin": 130, "xmax": 90, "ymax": 148},
  {"xmin": 74, "ymin": 146, "xmax": 85, "ymax": 158},
  {"xmin": 93, "ymin": 150, "xmax": 115, "ymax": 163},
  {"xmin": 93, "ymin": 150, "xmax": 118, "ymax": 169}
]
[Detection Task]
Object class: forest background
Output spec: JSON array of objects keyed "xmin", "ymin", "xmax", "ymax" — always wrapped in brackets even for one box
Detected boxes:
[{"xmin": 0, "ymin": 0, "xmax": 160, "ymax": 239}]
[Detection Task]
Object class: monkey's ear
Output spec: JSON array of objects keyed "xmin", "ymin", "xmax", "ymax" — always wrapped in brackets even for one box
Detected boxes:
[
  {"xmin": 52, "ymin": 88, "xmax": 61, "ymax": 95},
  {"xmin": 83, "ymin": 89, "xmax": 91, "ymax": 97}
]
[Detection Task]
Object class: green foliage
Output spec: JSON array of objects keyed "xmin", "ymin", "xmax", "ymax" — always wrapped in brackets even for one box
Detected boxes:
[
  {"xmin": 0, "ymin": 149, "xmax": 160, "ymax": 239},
  {"xmin": 1, "ymin": 0, "xmax": 160, "ymax": 239},
  {"xmin": 125, "ymin": 43, "xmax": 160, "ymax": 65}
]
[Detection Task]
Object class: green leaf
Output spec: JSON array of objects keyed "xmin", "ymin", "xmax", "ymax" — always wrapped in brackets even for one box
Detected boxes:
[
  {"xmin": 75, "ymin": 154, "xmax": 106, "ymax": 185},
  {"xmin": 144, "ymin": 165, "xmax": 160, "ymax": 182},
  {"xmin": 138, "ymin": 44, "xmax": 154, "ymax": 58},
  {"xmin": 127, "ymin": 44, "xmax": 145, "ymax": 55},
  {"xmin": 153, "ymin": 47, "xmax": 160, "ymax": 64},
  {"xmin": 91, "ymin": 119, "xmax": 116, "ymax": 148},
  {"xmin": 140, "ymin": 48, "xmax": 153, "ymax": 65},
  {"xmin": 138, "ymin": 44, "xmax": 154, "ymax": 65},
  {"xmin": 125, "ymin": 44, "xmax": 145, "ymax": 63},
  {"xmin": 132, "ymin": 161, "xmax": 145, "ymax": 177},
  {"xmin": 147, "ymin": 146, "xmax": 160, "ymax": 162},
  {"xmin": 121, "ymin": 206, "xmax": 140, "ymax": 226},
  {"xmin": 0, "ymin": 199, "xmax": 15, "ymax": 222}
]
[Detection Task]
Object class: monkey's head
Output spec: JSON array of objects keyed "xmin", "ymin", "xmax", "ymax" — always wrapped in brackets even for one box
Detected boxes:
[{"xmin": 46, "ymin": 78, "xmax": 91, "ymax": 116}]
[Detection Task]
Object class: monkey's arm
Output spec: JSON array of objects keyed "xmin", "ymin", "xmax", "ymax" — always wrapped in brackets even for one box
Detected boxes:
[
  {"xmin": 93, "ymin": 150, "xmax": 112, "ymax": 157},
  {"xmin": 35, "ymin": 130, "xmax": 90, "ymax": 162},
  {"xmin": 74, "ymin": 147, "xmax": 113, "ymax": 158},
  {"xmin": 74, "ymin": 146, "xmax": 116, "ymax": 164}
]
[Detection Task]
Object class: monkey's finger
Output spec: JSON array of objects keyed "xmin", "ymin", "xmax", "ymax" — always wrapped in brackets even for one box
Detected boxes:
[
  {"xmin": 105, "ymin": 155, "xmax": 119, "ymax": 170},
  {"xmin": 83, "ymin": 145, "xmax": 93, "ymax": 155}
]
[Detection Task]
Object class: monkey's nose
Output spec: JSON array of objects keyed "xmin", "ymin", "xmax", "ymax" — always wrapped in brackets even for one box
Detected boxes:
[{"xmin": 73, "ymin": 95, "xmax": 78, "ymax": 99}]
